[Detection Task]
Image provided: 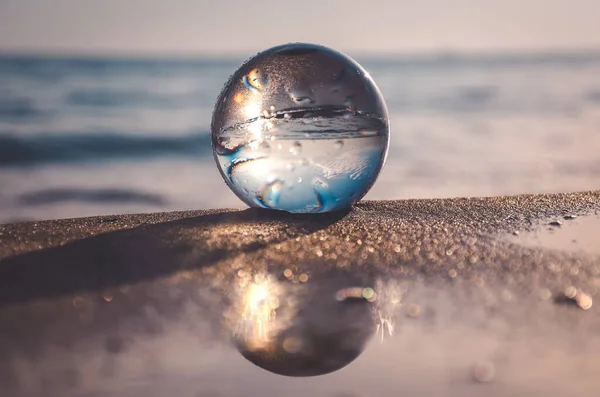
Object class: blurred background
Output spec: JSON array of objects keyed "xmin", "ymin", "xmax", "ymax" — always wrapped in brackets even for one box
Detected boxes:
[{"xmin": 1, "ymin": 0, "xmax": 599, "ymax": 224}]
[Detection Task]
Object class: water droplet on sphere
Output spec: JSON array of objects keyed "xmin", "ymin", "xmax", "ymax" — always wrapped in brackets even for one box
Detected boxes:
[{"xmin": 211, "ymin": 43, "xmax": 390, "ymax": 213}]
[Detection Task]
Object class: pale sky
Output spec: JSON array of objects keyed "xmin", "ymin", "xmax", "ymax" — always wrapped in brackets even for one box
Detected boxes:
[{"xmin": 1, "ymin": 0, "xmax": 599, "ymax": 56}]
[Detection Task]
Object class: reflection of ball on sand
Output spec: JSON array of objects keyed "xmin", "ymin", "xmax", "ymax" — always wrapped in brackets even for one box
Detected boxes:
[{"xmin": 231, "ymin": 271, "xmax": 376, "ymax": 377}]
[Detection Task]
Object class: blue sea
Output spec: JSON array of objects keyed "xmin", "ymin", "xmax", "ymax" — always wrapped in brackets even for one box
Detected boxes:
[{"xmin": 1, "ymin": 51, "xmax": 600, "ymax": 224}]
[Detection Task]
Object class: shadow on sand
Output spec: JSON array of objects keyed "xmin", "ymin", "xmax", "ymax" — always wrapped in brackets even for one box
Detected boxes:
[{"xmin": 0, "ymin": 207, "xmax": 350, "ymax": 307}]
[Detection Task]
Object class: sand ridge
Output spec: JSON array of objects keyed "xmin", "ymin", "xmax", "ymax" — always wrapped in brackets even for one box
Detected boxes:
[{"xmin": 0, "ymin": 191, "xmax": 599, "ymax": 396}]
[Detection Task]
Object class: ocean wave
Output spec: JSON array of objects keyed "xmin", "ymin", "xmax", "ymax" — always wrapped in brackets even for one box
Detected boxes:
[
  {"xmin": 65, "ymin": 89, "xmax": 206, "ymax": 109},
  {"xmin": 0, "ymin": 97, "xmax": 47, "ymax": 121},
  {"xmin": 0, "ymin": 54, "xmax": 242, "ymax": 79},
  {"xmin": 0, "ymin": 132, "xmax": 212, "ymax": 167},
  {"xmin": 17, "ymin": 188, "xmax": 166, "ymax": 206}
]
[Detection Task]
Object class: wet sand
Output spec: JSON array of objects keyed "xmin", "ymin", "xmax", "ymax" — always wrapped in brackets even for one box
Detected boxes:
[{"xmin": 0, "ymin": 191, "xmax": 599, "ymax": 397}]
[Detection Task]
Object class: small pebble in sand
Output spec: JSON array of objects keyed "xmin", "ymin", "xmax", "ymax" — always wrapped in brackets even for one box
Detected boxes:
[
  {"xmin": 549, "ymin": 220, "xmax": 563, "ymax": 227},
  {"xmin": 472, "ymin": 361, "xmax": 495, "ymax": 383},
  {"xmin": 561, "ymin": 287, "xmax": 593, "ymax": 310},
  {"xmin": 574, "ymin": 291, "xmax": 593, "ymax": 310},
  {"xmin": 298, "ymin": 273, "xmax": 309, "ymax": 283},
  {"xmin": 512, "ymin": 230, "xmax": 520, "ymax": 236},
  {"xmin": 563, "ymin": 214, "xmax": 577, "ymax": 220}
]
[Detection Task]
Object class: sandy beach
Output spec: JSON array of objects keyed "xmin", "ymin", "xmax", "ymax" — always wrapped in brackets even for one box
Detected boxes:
[
  {"xmin": 3, "ymin": 2, "xmax": 600, "ymax": 396},
  {"xmin": 0, "ymin": 190, "xmax": 599, "ymax": 396}
]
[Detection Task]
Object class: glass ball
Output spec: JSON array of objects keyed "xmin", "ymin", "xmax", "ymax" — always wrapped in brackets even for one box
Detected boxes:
[{"xmin": 211, "ymin": 43, "xmax": 390, "ymax": 213}]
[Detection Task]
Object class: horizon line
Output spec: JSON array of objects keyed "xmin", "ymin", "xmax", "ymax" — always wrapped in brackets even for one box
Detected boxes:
[{"xmin": 2, "ymin": 46, "xmax": 600, "ymax": 61}]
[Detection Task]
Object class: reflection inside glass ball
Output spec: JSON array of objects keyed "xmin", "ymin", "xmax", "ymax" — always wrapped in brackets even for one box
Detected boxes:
[
  {"xmin": 211, "ymin": 43, "xmax": 390, "ymax": 213},
  {"xmin": 229, "ymin": 271, "xmax": 376, "ymax": 377}
]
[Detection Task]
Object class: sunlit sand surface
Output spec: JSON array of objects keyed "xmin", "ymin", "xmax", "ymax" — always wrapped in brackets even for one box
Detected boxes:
[{"xmin": 0, "ymin": 191, "xmax": 599, "ymax": 396}]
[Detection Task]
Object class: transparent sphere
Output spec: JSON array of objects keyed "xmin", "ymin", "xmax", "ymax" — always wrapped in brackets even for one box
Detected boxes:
[{"xmin": 211, "ymin": 43, "xmax": 390, "ymax": 213}]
